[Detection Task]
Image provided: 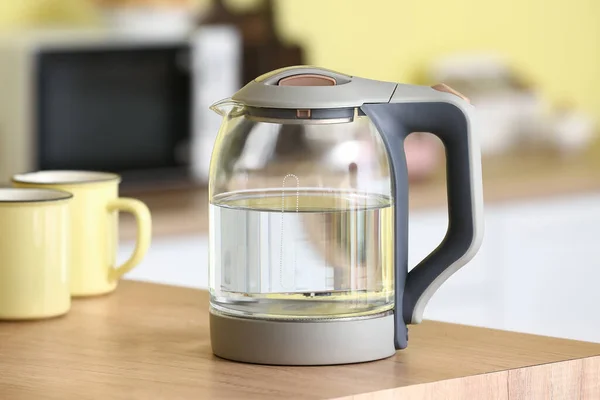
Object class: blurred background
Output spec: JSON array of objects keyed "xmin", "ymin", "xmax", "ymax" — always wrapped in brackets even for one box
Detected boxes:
[{"xmin": 1, "ymin": 0, "xmax": 600, "ymax": 341}]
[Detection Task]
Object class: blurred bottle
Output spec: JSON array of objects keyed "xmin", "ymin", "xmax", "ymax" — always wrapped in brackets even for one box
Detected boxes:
[
  {"xmin": 198, "ymin": 0, "xmax": 305, "ymax": 85},
  {"xmin": 190, "ymin": 23, "xmax": 242, "ymax": 183},
  {"xmin": 195, "ymin": 0, "xmax": 308, "ymax": 181}
]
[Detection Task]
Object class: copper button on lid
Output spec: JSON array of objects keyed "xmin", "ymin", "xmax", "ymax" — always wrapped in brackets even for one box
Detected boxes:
[
  {"xmin": 278, "ymin": 74, "xmax": 337, "ymax": 87},
  {"xmin": 431, "ymin": 83, "xmax": 470, "ymax": 103}
]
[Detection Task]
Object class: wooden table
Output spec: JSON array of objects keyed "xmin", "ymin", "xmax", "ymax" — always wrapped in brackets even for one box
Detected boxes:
[{"xmin": 1, "ymin": 281, "xmax": 599, "ymax": 399}]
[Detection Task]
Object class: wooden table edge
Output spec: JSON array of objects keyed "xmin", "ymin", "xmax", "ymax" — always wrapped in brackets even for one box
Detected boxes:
[{"xmin": 331, "ymin": 354, "xmax": 600, "ymax": 399}]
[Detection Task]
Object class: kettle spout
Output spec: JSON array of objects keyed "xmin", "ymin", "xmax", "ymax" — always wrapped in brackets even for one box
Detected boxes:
[{"xmin": 209, "ymin": 98, "xmax": 238, "ymax": 117}]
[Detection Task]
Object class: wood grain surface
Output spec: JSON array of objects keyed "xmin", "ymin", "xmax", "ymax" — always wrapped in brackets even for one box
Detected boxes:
[
  {"xmin": 0, "ymin": 281, "xmax": 598, "ymax": 399},
  {"xmin": 119, "ymin": 150, "xmax": 600, "ymax": 240}
]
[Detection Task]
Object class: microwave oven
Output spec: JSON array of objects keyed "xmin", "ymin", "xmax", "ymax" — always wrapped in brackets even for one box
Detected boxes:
[{"xmin": 0, "ymin": 29, "xmax": 240, "ymax": 189}]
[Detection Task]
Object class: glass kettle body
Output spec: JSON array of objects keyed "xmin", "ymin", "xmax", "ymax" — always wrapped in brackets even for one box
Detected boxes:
[{"xmin": 208, "ymin": 66, "xmax": 484, "ymax": 365}]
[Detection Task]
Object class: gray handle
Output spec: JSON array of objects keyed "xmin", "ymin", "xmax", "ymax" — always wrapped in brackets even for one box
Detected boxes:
[{"xmin": 362, "ymin": 91, "xmax": 483, "ymax": 349}]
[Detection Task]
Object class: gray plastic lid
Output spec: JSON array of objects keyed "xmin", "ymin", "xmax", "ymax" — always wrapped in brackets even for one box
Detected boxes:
[{"xmin": 232, "ymin": 66, "xmax": 397, "ymax": 109}]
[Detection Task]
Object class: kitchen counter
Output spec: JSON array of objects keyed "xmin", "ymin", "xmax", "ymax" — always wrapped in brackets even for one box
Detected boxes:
[
  {"xmin": 119, "ymin": 150, "xmax": 600, "ymax": 240},
  {"xmin": 0, "ymin": 280, "xmax": 598, "ymax": 399}
]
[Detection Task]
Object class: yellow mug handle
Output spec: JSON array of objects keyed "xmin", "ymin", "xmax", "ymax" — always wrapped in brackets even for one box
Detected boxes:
[{"xmin": 106, "ymin": 198, "xmax": 152, "ymax": 282}]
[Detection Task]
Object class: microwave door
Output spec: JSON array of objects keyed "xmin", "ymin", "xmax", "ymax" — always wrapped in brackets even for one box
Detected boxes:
[{"xmin": 36, "ymin": 45, "xmax": 192, "ymax": 188}]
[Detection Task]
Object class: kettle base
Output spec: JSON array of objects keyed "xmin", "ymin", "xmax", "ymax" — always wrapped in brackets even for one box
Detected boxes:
[{"xmin": 209, "ymin": 310, "xmax": 396, "ymax": 365}]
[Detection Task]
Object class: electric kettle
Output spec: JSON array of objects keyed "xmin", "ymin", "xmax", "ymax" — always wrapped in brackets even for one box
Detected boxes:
[{"xmin": 208, "ymin": 66, "xmax": 484, "ymax": 365}]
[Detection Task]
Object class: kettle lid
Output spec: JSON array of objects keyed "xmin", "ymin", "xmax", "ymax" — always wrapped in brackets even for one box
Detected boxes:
[{"xmin": 232, "ymin": 66, "xmax": 397, "ymax": 109}]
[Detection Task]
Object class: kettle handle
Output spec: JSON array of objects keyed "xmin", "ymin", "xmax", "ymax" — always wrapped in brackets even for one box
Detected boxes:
[{"xmin": 362, "ymin": 85, "xmax": 484, "ymax": 349}]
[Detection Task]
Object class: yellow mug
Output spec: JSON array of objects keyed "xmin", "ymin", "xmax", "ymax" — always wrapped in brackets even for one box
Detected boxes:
[
  {"xmin": 0, "ymin": 188, "xmax": 72, "ymax": 319},
  {"xmin": 13, "ymin": 171, "xmax": 152, "ymax": 297}
]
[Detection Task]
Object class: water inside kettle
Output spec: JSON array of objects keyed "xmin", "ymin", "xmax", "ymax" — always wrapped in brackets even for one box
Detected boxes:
[{"xmin": 209, "ymin": 188, "xmax": 394, "ymax": 319}]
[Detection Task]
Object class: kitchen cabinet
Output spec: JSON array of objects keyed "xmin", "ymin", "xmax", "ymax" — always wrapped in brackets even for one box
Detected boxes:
[
  {"xmin": 409, "ymin": 208, "xmax": 508, "ymax": 329},
  {"xmin": 121, "ymin": 191, "xmax": 600, "ymax": 343},
  {"xmin": 499, "ymin": 195, "xmax": 600, "ymax": 342},
  {"xmin": 406, "ymin": 193, "xmax": 600, "ymax": 341}
]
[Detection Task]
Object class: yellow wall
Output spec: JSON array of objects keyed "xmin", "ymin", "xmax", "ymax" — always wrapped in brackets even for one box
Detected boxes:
[
  {"xmin": 0, "ymin": 0, "xmax": 100, "ymax": 28},
  {"xmin": 2, "ymin": 0, "xmax": 598, "ymax": 120},
  {"xmin": 229, "ymin": 0, "xmax": 600, "ymax": 121}
]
